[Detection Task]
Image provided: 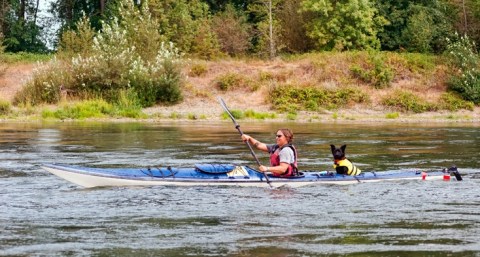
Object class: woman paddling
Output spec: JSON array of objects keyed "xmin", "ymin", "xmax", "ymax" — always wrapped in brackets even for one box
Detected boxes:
[{"xmin": 241, "ymin": 128, "xmax": 298, "ymax": 177}]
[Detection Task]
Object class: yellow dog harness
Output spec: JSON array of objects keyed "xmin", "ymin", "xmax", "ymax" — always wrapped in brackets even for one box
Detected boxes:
[{"xmin": 333, "ymin": 159, "xmax": 362, "ymax": 176}]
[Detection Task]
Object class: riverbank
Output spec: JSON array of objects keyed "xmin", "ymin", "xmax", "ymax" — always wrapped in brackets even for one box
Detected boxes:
[{"xmin": 1, "ymin": 56, "xmax": 480, "ymax": 123}]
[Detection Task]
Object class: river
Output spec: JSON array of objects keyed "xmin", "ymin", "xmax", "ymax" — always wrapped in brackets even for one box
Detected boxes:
[{"xmin": 1, "ymin": 121, "xmax": 479, "ymax": 256}]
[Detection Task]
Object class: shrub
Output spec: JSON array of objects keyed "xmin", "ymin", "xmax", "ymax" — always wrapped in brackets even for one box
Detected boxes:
[
  {"xmin": 382, "ymin": 90, "xmax": 437, "ymax": 113},
  {"xmin": 439, "ymin": 92, "xmax": 474, "ymax": 111},
  {"xmin": 189, "ymin": 63, "xmax": 208, "ymax": 77},
  {"xmin": 215, "ymin": 72, "xmax": 244, "ymax": 91},
  {"xmin": 15, "ymin": 2, "xmax": 184, "ymax": 108},
  {"xmin": 269, "ymin": 84, "xmax": 369, "ymax": 112},
  {"xmin": 445, "ymin": 34, "xmax": 480, "ymax": 104},
  {"xmin": 0, "ymin": 100, "xmax": 11, "ymax": 115},
  {"xmin": 14, "ymin": 59, "xmax": 70, "ymax": 105},
  {"xmin": 350, "ymin": 51, "xmax": 394, "ymax": 88},
  {"xmin": 57, "ymin": 15, "xmax": 95, "ymax": 59}
]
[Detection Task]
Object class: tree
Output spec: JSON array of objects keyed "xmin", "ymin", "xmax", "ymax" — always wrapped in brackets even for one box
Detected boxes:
[
  {"xmin": 277, "ymin": 0, "xmax": 314, "ymax": 53},
  {"xmin": 302, "ymin": 0, "xmax": 387, "ymax": 51},
  {"xmin": 450, "ymin": 0, "xmax": 480, "ymax": 50},
  {"xmin": 1, "ymin": 0, "xmax": 47, "ymax": 52},
  {"xmin": 248, "ymin": 0, "xmax": 282, "ymax": 58},
  {"xmin": 147, "ymin": 0, "xmax": 210, "ymax": 54},
  {"xmin": 211, "ymin": 3, "xmax": 251, "ymax": 56},
  {"xmin": 375, "ymin": 0, "xmax": 455, "ymax": 53}
]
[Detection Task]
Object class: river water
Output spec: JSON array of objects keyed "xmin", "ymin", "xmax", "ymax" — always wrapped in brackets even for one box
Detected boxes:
[{"xmin": 1, "ymin": 121, "xmax": 480, "ymax": 256}]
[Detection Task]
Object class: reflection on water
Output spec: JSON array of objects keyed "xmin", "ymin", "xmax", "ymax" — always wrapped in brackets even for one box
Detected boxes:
[{"xmin": 0, "ymin": 121, "xmax": 480, "ymax": 256}]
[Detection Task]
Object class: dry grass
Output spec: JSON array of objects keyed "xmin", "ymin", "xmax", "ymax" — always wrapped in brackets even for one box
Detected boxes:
[{"xmin": 3, "ymin": 53, "xmax": 480, "ymax": 121}]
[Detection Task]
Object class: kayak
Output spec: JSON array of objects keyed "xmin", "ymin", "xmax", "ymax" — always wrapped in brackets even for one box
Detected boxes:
[{"xmin": 42, "ymin": 163, "xmax": 460, "ymax": 188}]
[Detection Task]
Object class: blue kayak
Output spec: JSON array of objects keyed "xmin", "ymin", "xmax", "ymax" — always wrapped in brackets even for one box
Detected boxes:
[{"xmin": 42, "ymin": 163, "xmax": 459, "ymax": 188}]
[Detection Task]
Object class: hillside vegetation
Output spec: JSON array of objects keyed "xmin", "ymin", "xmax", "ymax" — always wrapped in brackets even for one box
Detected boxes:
[{"xmin": 1, "ymin": 51, "xmax": 479, "ymax": 122}]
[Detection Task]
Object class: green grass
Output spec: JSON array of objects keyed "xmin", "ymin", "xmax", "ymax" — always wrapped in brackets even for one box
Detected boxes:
[
  {"xmin": 385, "ymin": 112, "xmax": 400, "ymax": 119},
  {"xmin": 0, "ymin": 100, "xmax": 11, "ymax": 115},
  {"xmin": 1, "ymin": 52, "xmax": 53, "ymax": 63},
  {"xmin": 221, "ymin": 109, "xmax": 276, "ymax": 120},
  {"xmin": 41, "ymin": 99, "xmax": 146, "ymax": 120}
]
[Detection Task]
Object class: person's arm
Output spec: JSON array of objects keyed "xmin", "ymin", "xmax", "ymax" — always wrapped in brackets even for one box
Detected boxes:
[
  {"xmin": 241, "ymin": 134, "xmax": 268, "ymax": 152},
  {"xmin": 259, "ymin": 163, "xmax": 290, "ymax": 175}
]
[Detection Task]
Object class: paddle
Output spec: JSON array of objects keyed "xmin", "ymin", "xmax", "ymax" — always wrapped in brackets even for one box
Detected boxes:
[{"xmin": 218, "ymin": 97, "xmax": 272, "ymax": 187}]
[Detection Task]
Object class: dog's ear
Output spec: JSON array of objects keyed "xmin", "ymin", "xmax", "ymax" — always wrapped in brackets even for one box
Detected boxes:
[
  {"xmin": 340, "ymin": 144, "xmax": 347, "ymax": 153},
  {"xmin": 330, "ymin": 144, "xmax": 336, "ymax": 153}
]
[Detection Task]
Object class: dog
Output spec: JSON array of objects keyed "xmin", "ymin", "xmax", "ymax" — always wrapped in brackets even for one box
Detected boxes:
[{"xmin": 330, "ymin": 144, "xmax": 361, "ymax": 176}]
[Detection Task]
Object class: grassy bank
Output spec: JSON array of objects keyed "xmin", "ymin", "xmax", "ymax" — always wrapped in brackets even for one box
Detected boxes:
[{"xmin": 1, "ymin": 51, "xmax": 479, "ymax": 122}]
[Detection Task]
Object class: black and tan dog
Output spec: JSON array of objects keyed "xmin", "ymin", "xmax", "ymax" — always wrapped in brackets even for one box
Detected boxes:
[{"xmin": 330, "ymin": 144, "xmax": 361, "ymax": 176}]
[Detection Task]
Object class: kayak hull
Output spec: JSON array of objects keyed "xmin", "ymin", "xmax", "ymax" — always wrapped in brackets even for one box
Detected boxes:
[{"xmin": 42, "ymin": 164, "xmax": 447, "ymax": 188}]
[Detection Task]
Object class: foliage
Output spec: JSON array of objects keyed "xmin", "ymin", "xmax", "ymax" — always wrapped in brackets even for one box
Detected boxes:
[
  {"xmin": 148, "ymin": 0, "xmax": 210, "ymax": 54},
  {"xmin": 248, "ymin": 0, "xmax": 283, "ymax": 58},
  {"xmin": 244, "ymin": 109, "xmax": 277, "ymax": 119},
  {"xmin": 439, "ymin": 92, "xmax": 474, "ymax": 111},
  {"xmin": 277, "ymin": 0, "xmax": 315, "ymax": 53},
  {"xmin": 445, "ymin": 34, "xmax": 480, "ymax": 104},
  {"xmin": 385, "ymin": 112, "xmax": 399, "ymax": 119},
  {"xmin": 215, "ymin": 72, "xmax": 245, "ymax": 91},
  {"xmin": 1, "ymin": 1, "xmax": 48, "ymax": 53},
  {"xmin": 211, "ymin": 4, "xmax": 251, "ymax": 56},
  {"xmin": 41, "ymin": 98, "xmax": 146, "ymax": 120},
  {"xmin": 375, "ymin": 1, "xmax": 455, "ymax": 53},
  {"xmin": 0, "ymin": 32, "xmax": 4, "ymax": 53},
  {"xmin": 14, "ymin": 59, "xmax": 70, "ymax": 105},
  {"xmin": 381, "ymin": 90, "xmax": 437, "ymax": 113},
  {"xmin": 57, "ymin": 15, "xmax": 96, "ymax": 58},
  {"xmin": 0, "ymin": 52, "xmax": 52, "ymax": 63},
  {"xmin": 190, "ymin": 18, "xmax": 223, "ymax": 59},
  {"xmin": 220, "ymin": 109, "xmax": 276, "ymax": 120},
  {"xmin": 350, "ymin": 51, "xmax": 394, "ymax": 88},
  {"xmin": 189, "ymin": 63, "xmax": 208, "ymax": 77},
  {"xmin": 269, "ymin": 84, "xmax": 369, "ymax": 112},
  {"xmin": 221, "ymin": 109, "xmax": 243, "ymax": 120},
  {"xmin": 0, "ymin": 99, "xmax": 11, "ymax": 115},
  {"xmin": 301, "ymin": 0, "xmax": 387, "ymax": 51},
  {"xmin": 14, "ymin": 0, "xmax": 184, "ymax": 108}
]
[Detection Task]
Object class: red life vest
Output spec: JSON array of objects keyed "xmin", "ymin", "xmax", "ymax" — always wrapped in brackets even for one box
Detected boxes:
[{"xmin": 269, "ymin": 144, "xmax": 298, "ymax": 177}]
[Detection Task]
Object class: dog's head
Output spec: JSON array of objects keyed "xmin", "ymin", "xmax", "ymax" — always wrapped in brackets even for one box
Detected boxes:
[{"xmin": 330, "ymin": 144, "xmax": 347, "ymax": 160}]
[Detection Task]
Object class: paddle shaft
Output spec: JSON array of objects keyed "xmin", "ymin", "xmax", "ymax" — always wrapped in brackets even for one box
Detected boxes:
[{"xmin": 218, "ymin": 97, "xmax": 271, "ymax": 185}]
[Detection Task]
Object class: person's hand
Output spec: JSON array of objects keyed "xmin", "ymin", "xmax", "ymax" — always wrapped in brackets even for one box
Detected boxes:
[
  {"xmin": 259, "ymin": 165, "xmax": 268, "ymax": 173},
  {"xmin": 241, "ymin": 134, "xmax": 251, "ymax": 143}
]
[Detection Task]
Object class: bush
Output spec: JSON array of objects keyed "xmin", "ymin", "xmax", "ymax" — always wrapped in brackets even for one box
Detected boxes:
[
  {"xmin": 189, "ymin": 63, "xmax": 208, "ymax": 77},
  {"xmin": 215, "ymin": 72, "xmax": 244, "ymax": 91},
  {"xmin": 439, "ymin": 92, "xmax": 474, "ymax": 111},
  {"xmin": 14, "ymin": 59, "xmax": 70, "ymax": 105},
  {"xmin": 15, "ymin": 2, "xmax": 184, "ymax": 108},
  {"xmin": 350, "ymin": 51, "xmax": 394, "ymax": 88},
  {"xmin": 382, "ymin": 90, "xmax": 437, "ymax": 113},
  {"xmin": 0, "ymin": 100, "xmax": 11, "ymax": 115},
  {"xmin": 445, "ymin": 34, "xmax": 480, "ymax": 104},
  {"xmin": 269, "ymin": 84, "xmax": 369, "ymax": 112}
]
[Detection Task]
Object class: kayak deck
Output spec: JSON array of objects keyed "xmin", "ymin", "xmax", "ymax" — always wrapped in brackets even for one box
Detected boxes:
[{"xmin": 42, "ymin": 163, "xmax": 448, "ymax": 188}]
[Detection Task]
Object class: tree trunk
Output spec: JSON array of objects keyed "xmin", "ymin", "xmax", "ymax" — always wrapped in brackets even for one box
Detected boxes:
[
  {"xmin": 18, "ymin": 0, "xmax": 26, "ymax": 22},
  {"xmin": 100, "ymin": 0, "xmax": 105, "ymax": 15},
  {"xmin": 33, "ymin": 0, "xmax": 40, "ymax": 24},
  {"xmin": 268, "ymin": 0, "xmax": 275, "ymax": 59},
  {"xmin": 462, "ymin": 0, "xmax": 468, "ymax": 34}
]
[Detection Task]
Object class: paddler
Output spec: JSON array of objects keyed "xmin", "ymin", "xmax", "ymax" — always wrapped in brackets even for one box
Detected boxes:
[{"xmin": 241, "ymin": 128, "xmax": 298, "ymax": 177}]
